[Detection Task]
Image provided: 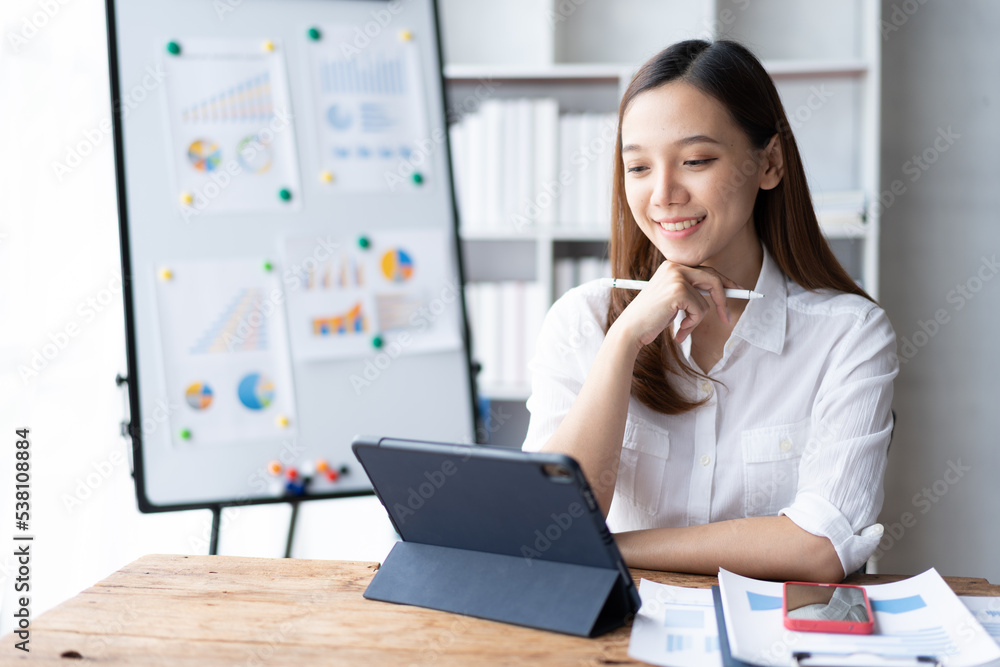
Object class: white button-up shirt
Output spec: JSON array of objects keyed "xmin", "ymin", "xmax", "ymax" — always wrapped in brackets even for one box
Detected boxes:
[{"xmin": 522, "ymin": 249, "xmax": 898, "ymax": 575}]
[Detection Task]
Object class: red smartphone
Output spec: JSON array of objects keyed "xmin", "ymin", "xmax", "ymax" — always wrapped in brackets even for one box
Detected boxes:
[{"xmin": 782, "ymin": 582, "xmax": 874, "ymax": 634}]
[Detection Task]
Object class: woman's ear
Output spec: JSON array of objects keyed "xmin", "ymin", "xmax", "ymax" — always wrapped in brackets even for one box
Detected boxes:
[{"xmin": 759, "ymin": 134, "xmax": 784, "ymax": 191}]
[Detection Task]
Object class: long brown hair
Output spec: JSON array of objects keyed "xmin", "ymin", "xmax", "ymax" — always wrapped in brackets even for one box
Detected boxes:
[{"xmin": 607, "ymin": 39, "xmax": 870, "ymax": 415}]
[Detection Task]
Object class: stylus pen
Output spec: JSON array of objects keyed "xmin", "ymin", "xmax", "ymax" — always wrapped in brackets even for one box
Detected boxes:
[{"xmin": 600, "ymin": 278, "xmax": 765, "ymax": 300}]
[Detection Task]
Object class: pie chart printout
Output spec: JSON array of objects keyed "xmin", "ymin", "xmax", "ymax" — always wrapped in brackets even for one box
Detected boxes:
[
  {"xmin": 380, "ymin": 248, "xmax": 414, "ymax": 283},
  {"xmin": 237, "ymin": 372, "xmax": 275, "ymax": 410},
  {"xmin": 187, "ymin": 139, "xmax": 222, "ymax": 172},
  {"xmin": 185, "ymin": 382, "xmax": 214, "ymax": 410}
]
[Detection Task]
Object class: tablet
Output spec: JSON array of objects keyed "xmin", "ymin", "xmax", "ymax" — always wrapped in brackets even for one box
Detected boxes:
[{"xmin": 352, "ymin": 435, "xmax": 641, "ymax": 636}]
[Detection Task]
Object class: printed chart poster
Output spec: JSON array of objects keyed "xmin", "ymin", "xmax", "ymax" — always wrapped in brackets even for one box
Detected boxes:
[
  {"xmin": 154, "ymin": 259, "xmax": 297, "ymax": 446},
  {"xmin": 283, "ymin": 229, "xmax": 461, "ymax": 360},
  {"xmin": 162, "ymin": 38, "xmax": 301, "ymax": 215},
  {"xmin": 307, "ymin": 25, "xmax": 430, "ymax": 192}
]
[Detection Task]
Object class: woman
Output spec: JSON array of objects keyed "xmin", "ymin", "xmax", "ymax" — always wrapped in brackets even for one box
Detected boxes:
[{"xmin": 522, "ymin": 40, "xmax": 897, "ymax": 582}]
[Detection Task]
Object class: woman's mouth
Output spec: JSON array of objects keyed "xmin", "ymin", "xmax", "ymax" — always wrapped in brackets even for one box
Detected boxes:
[{"xmin": 659, "ymin": 216, "xmax": 705, "ymax": 232}]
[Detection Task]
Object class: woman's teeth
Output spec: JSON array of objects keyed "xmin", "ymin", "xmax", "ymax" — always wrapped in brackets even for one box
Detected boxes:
[{"xmin": 660, "ymin": 216, "xmax": 705, "ymax": 232}]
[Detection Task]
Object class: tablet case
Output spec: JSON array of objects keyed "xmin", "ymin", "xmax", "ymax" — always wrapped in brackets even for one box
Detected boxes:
[{"xmin": 352, "ymin": 436, "xmax": 641, "ymax": 637}]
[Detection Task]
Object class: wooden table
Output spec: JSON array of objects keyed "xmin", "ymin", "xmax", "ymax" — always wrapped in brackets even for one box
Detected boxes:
[{"xmin": 4, "ymin": 554, "xmax": 998, "ymax": 665}]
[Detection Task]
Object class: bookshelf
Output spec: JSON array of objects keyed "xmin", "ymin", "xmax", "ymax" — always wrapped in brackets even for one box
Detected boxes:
[{"xmin": 440, "ymin": 0, "xmax": 881, "ymax": 444}]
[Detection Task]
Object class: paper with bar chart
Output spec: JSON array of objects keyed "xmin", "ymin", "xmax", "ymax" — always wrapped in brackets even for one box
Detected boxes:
[
  {"xmin": 162, "ymin": 38, "xmax": 301, "ymax": 214},
  {"xmin": 628, "ymin": 579, "xmax": 722, "ymax": 667},
  {"xmin": 307, "ymin": 26, "xmax": 429, "ymax": 192},
  {"xmin": 154, "ymin": 259, "xmax": 297, "ymax": 446},
  {"xmin": 282, "ymin": 229, "xmax": 460, "ymax": 361}
]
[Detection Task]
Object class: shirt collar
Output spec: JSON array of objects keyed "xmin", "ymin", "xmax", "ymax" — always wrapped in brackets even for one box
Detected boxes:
[{"xmin": 732, "ymin": 245, "xmax": 787, "ymax": 355}]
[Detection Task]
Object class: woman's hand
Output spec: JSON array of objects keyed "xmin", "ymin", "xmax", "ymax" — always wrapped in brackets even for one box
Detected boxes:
[{"xmin": 611, "ymin": 261, "xmax": 744, "ymax": 347}]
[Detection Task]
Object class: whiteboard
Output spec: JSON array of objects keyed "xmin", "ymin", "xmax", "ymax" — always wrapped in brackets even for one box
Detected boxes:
[{"xmin": 107, "ymin": 0, "xmax": 477, "ymax": 511}]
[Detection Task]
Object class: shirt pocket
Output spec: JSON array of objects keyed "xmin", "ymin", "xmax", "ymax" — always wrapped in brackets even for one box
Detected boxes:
[
  {"xmin": 742, "ymin": 418, "xmax": 810, "ymax": 517},
  {"xmin": 616, "ymin": 414, "xmax": 670, "ymax": 515}
]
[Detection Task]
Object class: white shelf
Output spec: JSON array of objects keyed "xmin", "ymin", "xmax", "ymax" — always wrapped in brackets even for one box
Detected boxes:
[
  {"xmin": 445, "ymin": 60, "xmax": 868, "ymax": 82},
  {"xmin": 762, "ymin": 59, "xmax": 869, "ymax": 77},
  {"xmin": 460, "ymin": 227, "xmax": 609, "ymax": 242},
  {"xmin": 478, "ymin": 384, "xmax": 533, "ymax": 402},
  {"xmin": 444, "ymin": 63, "xmax": 631, "ymax": 82}
]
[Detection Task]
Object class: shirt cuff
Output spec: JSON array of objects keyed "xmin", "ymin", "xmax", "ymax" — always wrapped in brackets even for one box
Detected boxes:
[{"xmin": 779, "ymin": 491, "xmax": 884, "ymax": 576}]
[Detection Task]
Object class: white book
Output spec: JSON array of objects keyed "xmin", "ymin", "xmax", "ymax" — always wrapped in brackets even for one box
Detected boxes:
[
  {"xmin": 523, "ymin": 281, "xmax": 546, "ymax": 374},
  {"xmin": 594, "ymin": 113, "xmax": 617, "ymax": 231},
  {"xmin": 558, "ymin": 114, "xmax": 579, "ymax": 228},
  {"xmin": 481, "ymin": 100, "xmax": 505, "ymax": 230},
  {"xmin": 476, "ymin": 281, "xmax": 501, "ymax": 389},
  {"xmin": 512, "ymin": 98, "xmax": 535, "ymax": 233},
  {"xmin": 577, "ymin": 114, "xmax": 597, "ymax": 228},
  {"xmin": 464, "ymin": 112, "xmax": 487, "ymax": 232},
  {"xmin": 533, "ymin": 98, "xmax": 560, "ymax": 229},
  {"xmin": 500, "ymin": 100, "xmax": 519, "ymax": 231},
  {"xmin": 499, "ymin": 281, "xmax": 526, "ymax": 388},
  {"xmin": 553, "ymin": 257, "xmax": 577, "ymax": 300}
]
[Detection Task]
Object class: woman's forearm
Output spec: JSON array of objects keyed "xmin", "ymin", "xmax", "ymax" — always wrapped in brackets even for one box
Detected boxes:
[
  {"xmin": 615, "ymin": 516, "xmax": 845, "ymax": 583},
  {"xmin": 537, "ymin": 321, "xmax": 642, "ymax": 515}
]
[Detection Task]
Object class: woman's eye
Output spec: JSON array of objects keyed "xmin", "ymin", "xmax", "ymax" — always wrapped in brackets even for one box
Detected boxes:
[
  {"xmin": 684, "ymin": 158, "xmax": 716, "ymax": 167},
  {"xmin": 626, "ymin": 165, "xmax": 648, "ymax": 174}
]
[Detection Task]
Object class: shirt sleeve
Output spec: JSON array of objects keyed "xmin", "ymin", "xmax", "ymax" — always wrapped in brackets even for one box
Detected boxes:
[
  {"xmin": 779, "ymin": 304, "xmax": 899, "ymax": 576},
  {"xmin": 521, "ymin": 285, "xmax": 607, "ymax": 453}
]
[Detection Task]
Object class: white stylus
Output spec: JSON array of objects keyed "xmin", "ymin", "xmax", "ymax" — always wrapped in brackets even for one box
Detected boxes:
[{"xmin": 600, "ymin": 278, "xmax": 765, "ymax": 300}]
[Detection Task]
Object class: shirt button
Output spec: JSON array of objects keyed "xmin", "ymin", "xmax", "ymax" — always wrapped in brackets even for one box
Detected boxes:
[
  {"xmin": 700, "ymin": 454, "xmax": 711, "ymax": 466},
  {"xmin": 779, "ymin": 438, "xmax": 792, "ymax": 452},
  {"xmin": 700, "ymin": 381, "xmax": 712, "ymax": 395}
]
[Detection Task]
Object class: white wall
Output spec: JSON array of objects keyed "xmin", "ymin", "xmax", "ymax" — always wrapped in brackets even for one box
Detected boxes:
[
  {"xmin": 876, "ymin": 0, "xmax": 1000, "ymax": 581},
  {"xmin": 0, "ymin": 0, "xmax": 396, "ymax": 634}
]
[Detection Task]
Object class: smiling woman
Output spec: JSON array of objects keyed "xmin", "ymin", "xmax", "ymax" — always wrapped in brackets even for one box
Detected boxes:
[{"xmin": 522, "ymin": 40, "xmax": 898, "ymax": 583}]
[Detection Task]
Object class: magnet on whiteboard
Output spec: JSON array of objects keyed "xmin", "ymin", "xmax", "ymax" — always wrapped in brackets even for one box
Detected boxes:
[
  {"xmin": 278, "ymin": 188, "xmax": 292, "ymax": 202},
  {"xmin": 166, "ymin": 41, "xmax": 181, "ymax": 55},
  {"xmin": 307, "ymin": 27, "xmax": 321, "ymax": 41},
  {"xmin": 159, "ymin": 268, "xmax": 173, "ymax": 281},
  {"xmin": 371, "ymin": 334, "xmax": 384, "ymax": 349},
  {"xmin": 357, "ymin": 235, "xmax": 371, "ymax": 249},
  {"xmin": 179, "ymin": 428, "xmax": 192, "ymax": 440},
  {"xmin": 319, "ymin": 170, "xmax": 334, "ymax": 183},
  {"xmin": 179, "ymin": 192, "xmax": 194, "ymax": 205},
  {"xmin": 268, "ymin": 461, "xmax": 282, "ymax": 476},
  {"xmin": 275, "ymin": 414, "xmax": 289, "ymax": 427},
  {"xmin": 399, "ymin": 29, "xmax": 413, "ymax": 41},
  {"xmin": 262, "ymin": 40, "xmax": 275, "ymax": 52},
  {"xmin": 411, "ymin": 172, "xmax": 424, "ymax": 185}
]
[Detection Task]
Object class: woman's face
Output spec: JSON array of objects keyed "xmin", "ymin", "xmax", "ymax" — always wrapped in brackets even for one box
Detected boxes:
[{"xmin": 620, "ymin": 81, "xmax": 780, "ymax": 271}]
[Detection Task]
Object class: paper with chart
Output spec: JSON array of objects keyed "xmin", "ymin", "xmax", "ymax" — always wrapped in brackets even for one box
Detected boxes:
[
  {"xmin": 718, "ymin": 568, "xmax": 1000, "ymax": 667},
  {"xmin": 162, "ymin": 38, "xmax": 301, "ymax": 214},
  {"xmin": 153, "ymin": 259, "xmax": 296, "ymax": 446},
  {"xmin": 282, "ymin": 229, "xmax": 461, "ymax": 360},
  {"xmin": 628, "ymin": 579, "xmax": 722, "ymax": 667},
  {"xmin": 307, "ymin": 25, "xmax": 429, "ymax": 191},
  {"xmin": 961, "ymin": 596, "xmax": 1000, "ymax": 645}
]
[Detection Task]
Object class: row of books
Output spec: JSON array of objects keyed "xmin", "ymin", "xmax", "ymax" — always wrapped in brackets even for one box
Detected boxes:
[
  {"xmin": 464, "ymin": 281, "xmax": 545, "ymax": 391},
  {"xmin": 554, "ymin": 256, "xmax": 612, "ymax": 301},
  {"xmin": 449, "ymin": 98, "xmax": 617, "ymax": 233}
]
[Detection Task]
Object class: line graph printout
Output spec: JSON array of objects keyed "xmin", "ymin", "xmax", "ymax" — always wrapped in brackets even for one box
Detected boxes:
[
  {"xmin": 307, "ymin": 25, "xmax": 429, "ymax": 192},
  {"xmin": 153, "ymin": 259, "xmax": 297, "ymax": 446},
  {"xmin": 162, "ymin": 38, "xmax": 301, "ymax": 215}
]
